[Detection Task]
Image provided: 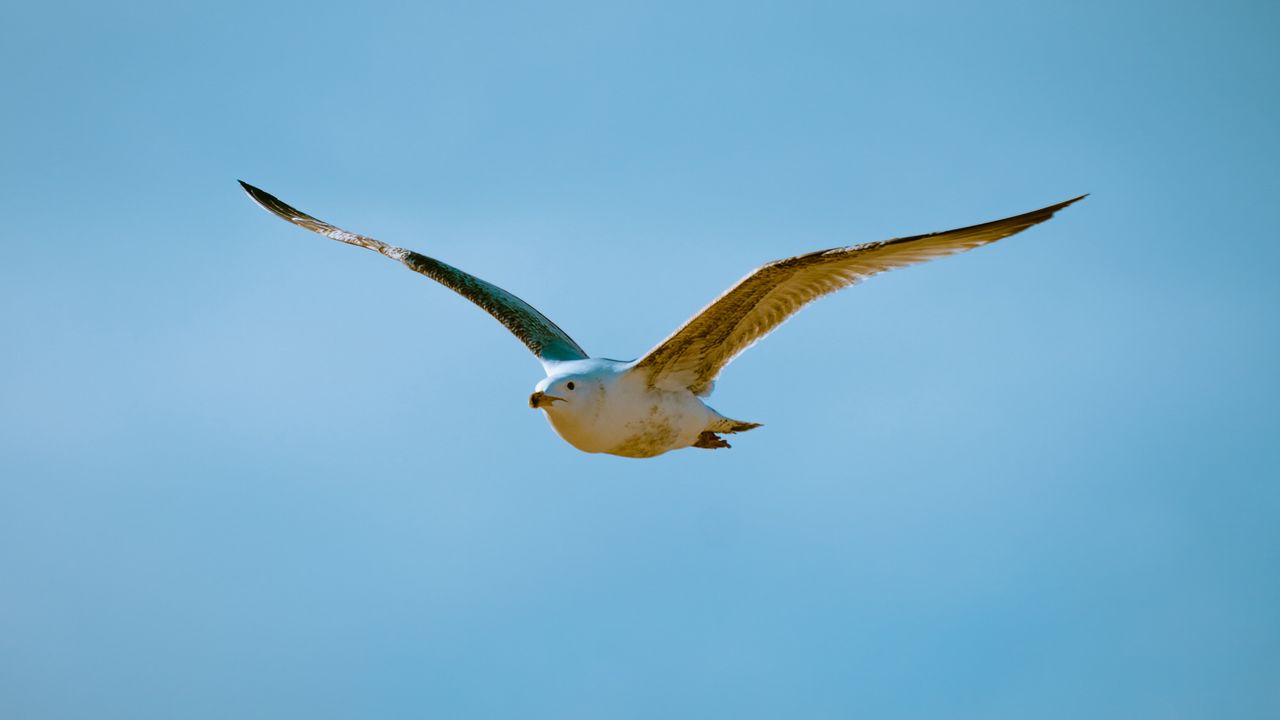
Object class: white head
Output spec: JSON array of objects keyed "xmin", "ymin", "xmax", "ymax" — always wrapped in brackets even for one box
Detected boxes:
[
  {"xmin": 528, "ymin": 374, "xmax": 597, "ymax": 415},
  {"xmin": 526, "ymin": 360, "xmax": 629, "ymax": 453}
]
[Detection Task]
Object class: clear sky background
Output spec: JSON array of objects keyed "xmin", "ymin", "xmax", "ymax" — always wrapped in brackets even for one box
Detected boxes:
[{"xmin": 2, "ymin": 1, "xmax": 1277, "ymax": 718}]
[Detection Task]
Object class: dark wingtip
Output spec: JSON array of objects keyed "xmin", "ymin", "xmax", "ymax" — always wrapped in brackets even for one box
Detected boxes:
[
  {"xmin": 1019, "ymin": 193, "xmax": 1087, "ymax": 226},
  {"xmin": 237, "ymin": 180, "xmax": 294, "ymax": 220},
  {"xmin": 1056, "ymin": 194, "xmax": 1089, "ymax": 210},
  {"xmin": 238, "ymin": 179, "xmax": 263, "ymax": 202},
  {"xmin": 236, "ymin": 181, "xmax": 334, "ymax": 236},
  {"xmin": 238, "ymin": 179, "xmax": 269, "ymax": 202}
]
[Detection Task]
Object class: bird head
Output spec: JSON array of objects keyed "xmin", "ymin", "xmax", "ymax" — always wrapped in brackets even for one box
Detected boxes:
[{"xmin": 529, "ymin": 374, "xmax": 593, "ymax": 413}]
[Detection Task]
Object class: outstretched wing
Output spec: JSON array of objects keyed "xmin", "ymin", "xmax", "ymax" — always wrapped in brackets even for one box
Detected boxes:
[
  {"xmin": 239, "ymin": 181, "xmax": 588, "ymax": 365},
  {"xmin": 632, "ymin": 196, "xmax": 1085, "ymax": 395}
]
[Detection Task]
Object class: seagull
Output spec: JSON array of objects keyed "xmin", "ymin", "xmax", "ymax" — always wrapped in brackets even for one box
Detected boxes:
[{"xmin": 240, "ymin": 181, "xmax": 1083, "ymax": 458}]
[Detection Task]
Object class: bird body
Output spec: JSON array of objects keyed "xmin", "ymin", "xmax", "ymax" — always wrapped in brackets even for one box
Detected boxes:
[
  {"xmin": 531, "ymin": 358, "xmax": 758, "ymax": 457},
  {"xmin": 239, "ymin": 181, "xmax": 1082, "ymax": 458}
]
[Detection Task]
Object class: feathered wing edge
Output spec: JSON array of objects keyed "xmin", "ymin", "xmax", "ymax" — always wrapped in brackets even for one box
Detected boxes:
[
  {"xmin": 238, "ymin": 181, "xmax": 588, "ymax": 366},
  {"xmin": 631, "ymin": 196, "xmax": 1086, "ymax": 395}
]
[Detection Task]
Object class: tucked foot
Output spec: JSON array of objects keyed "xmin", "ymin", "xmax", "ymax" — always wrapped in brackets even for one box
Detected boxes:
[{"xmin": 693, "ymin": 431, "xmax": 732, "ymax": 449}]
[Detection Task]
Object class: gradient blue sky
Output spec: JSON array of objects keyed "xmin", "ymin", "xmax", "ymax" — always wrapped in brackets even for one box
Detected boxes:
[{"xmin": 3, "ymin": 1, "xmax": 1278, "ymax": 718}]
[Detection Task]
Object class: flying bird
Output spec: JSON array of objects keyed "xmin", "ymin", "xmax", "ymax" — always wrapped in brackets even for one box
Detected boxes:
[{"xmin": 240, "ymin": 181, "xmax": 1083, "ymax": 458}]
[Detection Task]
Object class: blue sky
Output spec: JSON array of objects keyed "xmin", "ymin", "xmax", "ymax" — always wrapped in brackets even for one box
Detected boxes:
[{"xmin": 2, "ymin": 1, "xmax": 1277, "ymax": 717}]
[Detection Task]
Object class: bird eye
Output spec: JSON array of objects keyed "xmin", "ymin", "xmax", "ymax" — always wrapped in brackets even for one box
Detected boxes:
[{"xmin": 566, "ymin": 382, "xmax": 575, "ymax": 391}]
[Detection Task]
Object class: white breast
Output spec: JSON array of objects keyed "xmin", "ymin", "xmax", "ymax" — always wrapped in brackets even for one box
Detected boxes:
[{"xmin": 542, "ymin": 371, "xmax": 714, "ymax": 458}]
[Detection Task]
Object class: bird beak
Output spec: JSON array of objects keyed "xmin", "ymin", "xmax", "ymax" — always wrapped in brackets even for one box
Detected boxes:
[{"xmin": 529, "ymin": 391, "xmax": 565, "ymax": 409}]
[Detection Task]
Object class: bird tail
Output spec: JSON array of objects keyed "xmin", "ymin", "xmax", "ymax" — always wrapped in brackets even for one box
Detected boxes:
[{"xmin": 709, "ymin": 416, "xmax": 762, "ymax": 434}]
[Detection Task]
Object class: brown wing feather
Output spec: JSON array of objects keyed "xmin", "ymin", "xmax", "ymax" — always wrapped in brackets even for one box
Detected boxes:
[
  {"xmin": 632, "ymin": 196, "xmax": 1085, "ymax": 395},
  {"xmin": 239, "ymin": 181, "xmax": 588, "ymax": 364}
]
